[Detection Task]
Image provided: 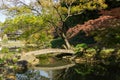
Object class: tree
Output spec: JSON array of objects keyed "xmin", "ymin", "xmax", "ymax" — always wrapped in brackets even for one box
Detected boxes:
[
  {"xmin": 3, "ymin": 14, "xmax": 52, "ymax": 48},
  {"xmin": 67, "ymin": 7, "xmax": 120, "ymax": 47},
  {"xmin": 0, "ymin": 0, "xmax": 107, "ymax": 49}
]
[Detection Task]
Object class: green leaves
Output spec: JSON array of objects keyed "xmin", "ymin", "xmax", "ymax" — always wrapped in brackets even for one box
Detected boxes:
[
  {"xmin": 3, "ymin": 14, "xmax": 53, "ymax": 47},
  {"xmin": 1, "ymin": 0, "xmax": 108, "ymax": 48},
  {"xmin": 60, "ymin": 0, "xmax": 107, "ymax": 14},
  {"xmin": 74, "ymin": 43, "xmax": 88, "ymax": 52},
  {"xmin": 13, "ymin": 15, "xmax": 44, "ymax": 27}
]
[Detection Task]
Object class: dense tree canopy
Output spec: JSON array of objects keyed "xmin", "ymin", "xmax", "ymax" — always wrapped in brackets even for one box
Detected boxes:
[
  {"xmin": 0, "ymin": 0, "xmax": 109, "ymax": 48},
  {"xmin": 67, "ymin": 7, "xmax": 120, "ymax": 47},
  {"xmin": 3, "ymin": 14, "xmax": 52, "ymax": 48}
]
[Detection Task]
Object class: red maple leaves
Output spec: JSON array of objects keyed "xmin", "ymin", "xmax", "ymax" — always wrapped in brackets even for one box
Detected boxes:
[{"xmin": 67, "ymin": 7, "xmax": 120, "ymax": 38}]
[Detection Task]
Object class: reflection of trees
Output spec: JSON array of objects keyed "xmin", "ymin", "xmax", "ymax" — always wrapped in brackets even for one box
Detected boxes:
[
  {"xmin": 16, "ymin": 70, "xmax": 50, "ymax": 80},
  {"xmin": 55, "ymin": 61, "xmax": 120, "ymax": 80}
]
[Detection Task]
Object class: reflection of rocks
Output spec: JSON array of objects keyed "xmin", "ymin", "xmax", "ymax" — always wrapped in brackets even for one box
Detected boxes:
[
  {"xmin": 0, "ymin": 67, "xmax": 4, "ymax": 74},
  {"xmin": 5, "ymin": 73, "xmax": 16, "ymax": 80},
  {"xmin": 16, "ymin": 60, "xmax": 28, "ymax": 74},
  {"xmin": 3, "ymin": 67, "xmax": 16, "ymax": 80},
  {"xmin": 48, "ymin": 57, "xmax": 56, "ymax": 63},
  {"xmin": 16, "ymin": 70, "xmax": 50, "ymax": 80},
  {"xmin": 0, "ymin": 63, "xmax": 5, "ymax": 67}
]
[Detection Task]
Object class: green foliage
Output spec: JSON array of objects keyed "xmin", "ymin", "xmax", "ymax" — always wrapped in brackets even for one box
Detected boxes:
[
  {"xmin": 99, "ymin": 49, "xmax": 114, "ymax": 59},
  {"xmin": 0, "ymin": 47, "xmax": 9, "ymax": 53},
  {"xmin": 0, "ymin": 58, "xmax": 4, "ymax": 64},
  {"xmin": 1, "ymin": 1, "xmax": 33, "ymax": 16},
  {"xmin": 2, "ymin": 34, "xmax": 8, "ymax": 43},
  {"xmin": 36, "ymin": 54, "xmax": 51, "ymax": 65},
  {"xmin": 3, "ymin": 14, "xmax": 53, "ymax": 48},
  {"xmin": 59, "ymin": 0, "xmax": 107, "ymax": 15},
  {"xmin": 93, "ymin": 27, "xmax": 120, "ymax": 48},
  {"xmin": 74, "ymin": 43, "xmax": 88, "ymax": 52},
  {"xmin": 74, "ymin": 64, "xmax": 93, "ymax": 76},
  {"xmin": 1, "ymin": 0, "xmax": 108, "ymax": 49},
  {"xmin": 50, "ymin": 38, "xmax": 65, "ymax": 48}
]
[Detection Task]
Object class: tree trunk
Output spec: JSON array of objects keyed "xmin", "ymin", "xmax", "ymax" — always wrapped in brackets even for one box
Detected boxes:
[
  {"xmin": 55, "ymin": 21, "xmax": 71, "ymax": 49},
  {"xmin": 61, "ymin": 33, "xmax": 71, "ymax": 49}
]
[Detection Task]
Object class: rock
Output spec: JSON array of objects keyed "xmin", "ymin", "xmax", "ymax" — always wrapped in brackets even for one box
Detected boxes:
[
  {"xmin": 19, "ymin": 54, "xmax": 39, "ymax": 65},
  {"xmin": 16, "ymin": 60, "xmax": 28, "ymax": 74}
]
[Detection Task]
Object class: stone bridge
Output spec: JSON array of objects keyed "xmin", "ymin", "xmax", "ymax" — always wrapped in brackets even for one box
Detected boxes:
[
  {"xmin": 24, "ymin": 49, "xmax": 75, "ymax": 56},
  {"xmin": 20, "ymin": 49, "xmax": 75, "ymax": 64}
]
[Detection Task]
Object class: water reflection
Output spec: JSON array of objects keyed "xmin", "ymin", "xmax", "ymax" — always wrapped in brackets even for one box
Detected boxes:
[
  {"xmin": 1, "ymin": 60, "xmax": 120, "ymax": 80},
  {"xmin": 16, "ymin": 70, "xmax": 56, "ymax": 80},
  {"xmin": 15, "ymin": 61, "xmax": 120, "ymax": 80},
  {"xmin": 55, "ymin": 62, "xmax": 120, "ymax": 80},
  {"xmin": 40, "ymin": 70, "xmax": 52, "ymax": 79},
  {"xmin": 16, "ymin": 61, "xmax": 75, "ymax": 80},
  {"xmin": 1, "ymin": 47, "xmax": 120, "ymax": 80},
  {"xmin": 16, "ymin": 70, "xmax": 52, "ymax": 80},
  {"xmin": 16, "ymin": 69, "xmax": 61, "ymax": 80}
]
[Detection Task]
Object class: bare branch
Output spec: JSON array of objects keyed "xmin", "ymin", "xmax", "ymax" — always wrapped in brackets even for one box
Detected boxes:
[
  {"xmin": 63, "ymin": 1, "xmax": 74, "ymax": 21},
  {"xmin": 0, "ymin": 0, "xmax": 9, "ymax": 10},
  {"xmin": 36, "ymin": 0, "xmax": 41, "ymax": 5},
  {"xmin": 19, "ymin": 0, "xmax": 41, "ymax": 15},
  {"xmin": 53, "ymin": 6, "xmax": 63, "ymax": 22}
]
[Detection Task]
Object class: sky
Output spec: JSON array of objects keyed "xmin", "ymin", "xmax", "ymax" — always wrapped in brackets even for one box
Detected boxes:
[
  {"xmin": 0, "ymin": 13, "xmax": 6, "ymax": 22},
  {"xmin": 0, "ymin": 0, "xmax": 6, "ymax": 22},
  {"xmin": 0, "ymin": 0, "xmax": 31, "ymax": 22}
]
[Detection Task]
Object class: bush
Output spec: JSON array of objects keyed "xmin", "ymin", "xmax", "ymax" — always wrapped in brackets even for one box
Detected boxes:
[
  {"xmin": 50, "ymin": 38, "xmax": 65, "ymax": 48},
  {"xmin": 1, "ymin": 47, "xmax": 9, "ymax": 53},
  {"xmin": 74, "ymin": 43, "xmax": 88, "ymax": 53},
  {"xmin": 2, "ymin": 34, "xmax": 8, "ymax": 44}
]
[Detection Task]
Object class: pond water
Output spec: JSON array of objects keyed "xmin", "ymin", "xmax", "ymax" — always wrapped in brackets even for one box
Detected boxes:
[
  {"xmin": 0, "ymin": 46, "xmax": 120, "ymax": 80},
  {"xmin": 16, "ymin": 70, "xmax": 53, "ymax": 80},
  {"xmin": 16, "ymin": 59, "xmax": 75, "ymax": 80},
  {"xmin": 1, "ymin": 59, "xmax": 120, "ymax": 80},
  {"xmin": 16, "ymin": 67, "xmax": 68, "ymax": 80}
]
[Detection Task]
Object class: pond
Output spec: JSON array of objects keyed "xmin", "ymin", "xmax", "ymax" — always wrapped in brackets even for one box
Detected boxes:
[
  {"xmin": 0, "ymin": 46, "xmax": 120, "ymax": 80},
  {"xmin": 1, "ymin": 57, "xmax": 120, "ymax": 80},
  {"xmin": 0, "ymin": 57, "xmax": 75, "ymax": 80}
]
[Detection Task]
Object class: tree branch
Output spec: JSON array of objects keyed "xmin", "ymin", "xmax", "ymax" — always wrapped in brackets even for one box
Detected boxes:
[
  {"xmin": 19, "ymin": 1, "xmax": 41, "ymax": 15},
  {"xmin": 53, "ymin": 6, "xmax": 63, "ymax": 22},
  {"xmin": 36, "ymin": 0, "xmax": 41, "ymax": 5}
]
